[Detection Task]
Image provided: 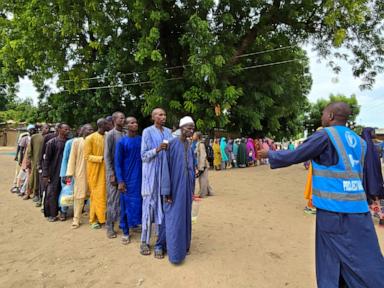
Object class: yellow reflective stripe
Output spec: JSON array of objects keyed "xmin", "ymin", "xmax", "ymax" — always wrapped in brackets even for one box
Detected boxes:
[
  {"xmin": 312, "ymin": 169, "xmax": 360, "ymax": 179},
  {"xmin": 327, "ymin": 127, "xmax": 353, "ymax": 172},
  {"xmin": 313, "ymin": 189, "xmax": 367, "ymax": 201}
]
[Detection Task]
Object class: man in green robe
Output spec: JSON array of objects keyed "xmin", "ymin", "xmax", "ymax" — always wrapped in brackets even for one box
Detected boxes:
[{"xmin": 27, "ymin": 124, "xmax": 50, "ymax": 202}]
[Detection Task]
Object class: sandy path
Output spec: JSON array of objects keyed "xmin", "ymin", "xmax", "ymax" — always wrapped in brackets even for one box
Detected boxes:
[{"xmin": 0, "ymin": 147, "xmax": 382, "ymax": 288}]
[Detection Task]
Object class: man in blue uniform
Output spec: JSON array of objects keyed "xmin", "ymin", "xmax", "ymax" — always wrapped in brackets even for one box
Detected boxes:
[{"xmin": 259, "ymin": 102, "xmax": 384, "ymax": 288}]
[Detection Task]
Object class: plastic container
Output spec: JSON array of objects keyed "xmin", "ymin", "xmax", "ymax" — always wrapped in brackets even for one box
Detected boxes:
[
  {"xmin": 192, "ymin": 196, "xmax": 202, "ymax": 224},
  {"xmin": 59, "ymin": 178, "xmax": 74, "ymax": 207}
]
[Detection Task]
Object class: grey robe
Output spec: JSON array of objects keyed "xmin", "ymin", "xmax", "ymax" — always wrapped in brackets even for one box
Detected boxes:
[{"xmin": 104, "ymin": 128, "xmax": 124, "ymax": 226}]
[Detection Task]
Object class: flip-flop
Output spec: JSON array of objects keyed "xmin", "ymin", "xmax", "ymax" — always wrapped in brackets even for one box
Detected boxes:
[
  {"xmin": 107, "ymin": 232, "xmax": 117, "ymax": 238},
  {"xmin": 59, "ymin": 214, "xmax": 67, "ymax": 221},
  {"xmin": 154, "ymin": 248, "xmax": 164, "ymax": 259},
  {"xmin": 47, "ymin": 216, "xmax": 57, "ymax": 222},
  {"xmin": 121, "ymin": 235, "xmax": 130, "ymax": 245},
  {"xmin": 71, "ymin": 222, "xmax": 80, "ymax": 229},
  {"xmin": 90, "ymin": 223, "xmax": 101, "ymax": 229},
  {"xmin": 10, "ymin": 187, "xmax": 19, "ymax": 193},
  {"xmin": 140, "ymin": 243, "xmax": 151, "ymax": 256}
]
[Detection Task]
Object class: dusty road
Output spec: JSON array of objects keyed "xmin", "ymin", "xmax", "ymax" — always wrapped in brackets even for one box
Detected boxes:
[{"xmin": 0, "ymin": 146, "xmax": 382, "ymax": 288}]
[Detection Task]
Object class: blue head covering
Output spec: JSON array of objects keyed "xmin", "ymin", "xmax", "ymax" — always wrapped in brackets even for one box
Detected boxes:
[
  {"xmin": 220, "ymin": 137, "xmax": 228, "ymax": 161},
  {"xmin": 361, "ymin": 127, "xmax": 384, "ymax": 198},
  {"xmin": 27, "ymin": 124, "xmax": 35, "ymax": 130}
]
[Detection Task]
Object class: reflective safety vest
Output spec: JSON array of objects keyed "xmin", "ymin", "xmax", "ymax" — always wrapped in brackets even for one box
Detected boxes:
[{"xmin": 312, "ymin": 126, "xmax": 368, "ymax": 213}]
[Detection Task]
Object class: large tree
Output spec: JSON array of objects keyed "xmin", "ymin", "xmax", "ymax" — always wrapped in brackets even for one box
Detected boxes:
[
  {"xmin": 304, "ymin": 94, "xmax": 360, "ymax": 135},
  {"xmin": 0, "ymin": 1, "xmax": 382, "ymax": 135},
  {"xmin": 0, "ymin": 97, "xmax": 40, "ymax": 123}
]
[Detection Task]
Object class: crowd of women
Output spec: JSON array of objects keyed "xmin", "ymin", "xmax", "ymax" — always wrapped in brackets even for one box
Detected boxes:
[{"xmin": 208, "ymin": 137, "xmax": 278, "ymax": 170}]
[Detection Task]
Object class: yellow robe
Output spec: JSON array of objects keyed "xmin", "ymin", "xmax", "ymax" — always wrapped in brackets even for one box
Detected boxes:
[
  {"xmin": 213, "ymin": 143, "xmax": 221, "ymax": 167},
  {"xmin": 84, "ymin": 132, "xmax": 106, "ymax": 224},
  {"xmin": 304, "ymin": 163, "xmax": 313, "ymax": 208},
  {"xmin": 67, "ymin": 137, "xmax": 88, "ymax": 199}
]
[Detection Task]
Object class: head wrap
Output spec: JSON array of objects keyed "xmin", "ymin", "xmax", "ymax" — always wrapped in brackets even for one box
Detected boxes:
[
  {"xmin": 361, "ymin": 127, "xmax": 384, "ymax": 197},
  {"xmin": 27, "ymin": 124, "xmax": 35, "ymax": 130}
]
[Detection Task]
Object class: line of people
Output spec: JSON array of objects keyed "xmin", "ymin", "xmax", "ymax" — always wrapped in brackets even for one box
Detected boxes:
[
  {"xmin": 208, "ymin": 137, "xmax": 276, "ymax": 170},
  {"xmin": 9, "ymin": 109, "xmax": 208, "ymax": 264}
]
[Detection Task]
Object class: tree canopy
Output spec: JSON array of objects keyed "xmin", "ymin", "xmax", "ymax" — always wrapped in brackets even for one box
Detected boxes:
[
  {"xmin": 304, "ymin": 94, "xmax": 360, "ymax": 135},
  {"xmin": 0, "ymin": 1, "xmax": 382, "ymax": 137},
  {"xmin": 0, "ymin": 97, "xmax": 40, "ymax": 123}
]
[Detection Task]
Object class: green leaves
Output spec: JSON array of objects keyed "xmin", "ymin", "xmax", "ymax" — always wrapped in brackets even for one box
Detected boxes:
[
  {"xmin": 304, "ymin": 94, "xmax": 360, "ymax": 135},
  {"xmin": 224, "ymin": 86, "xmax": 242, "ymax": 105},
  {"xmin": 150, "ymin": 50, "xmax": 162, "ymax": 62},
  {"xmin": 0, "ymin": 0, "xmax": 381, "ymax": 138},
  {"xmin": 333, "ymin": 29, "xmax": 347, "ymax": 47}
]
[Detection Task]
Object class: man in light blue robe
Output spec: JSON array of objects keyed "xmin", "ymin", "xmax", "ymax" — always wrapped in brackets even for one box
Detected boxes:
[
  {"xmin": 140, "ymin": 108, "xmax": 173, "ymax": 257},
  {"xmin": 58, "ymin": 136, "xmax": 75, "ymax": 220},
  {"xmin": 161, "ymin": 116, "xmax": 196, "ymax": 264}
]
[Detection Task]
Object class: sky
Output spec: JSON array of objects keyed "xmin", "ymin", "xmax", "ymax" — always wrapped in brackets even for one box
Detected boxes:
[
  {"xmin": 17, "ymin": 48, "xmax": 384, "ymax": 128},
  {"xmin": 306, "ymin": 48, "xmax": 384, "ymax": 128}
]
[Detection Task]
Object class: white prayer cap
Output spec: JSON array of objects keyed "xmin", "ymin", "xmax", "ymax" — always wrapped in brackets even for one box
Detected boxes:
[{"xmin": 179, "ymin": 116, "xmax": 194, "ymax": 127}]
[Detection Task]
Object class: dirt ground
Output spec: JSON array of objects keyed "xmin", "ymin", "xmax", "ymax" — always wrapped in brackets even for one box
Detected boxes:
[{"xmin": 0, "ymin": 146, "xmax": 382, "ymax": 288}]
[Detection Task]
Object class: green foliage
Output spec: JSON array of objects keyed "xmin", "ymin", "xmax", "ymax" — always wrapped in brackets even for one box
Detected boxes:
[
  {"xmin": 0, "ymin": 97, "xmax": 40, "ymax": 123},
  {"xmin": 0, "ymin": 1, "xmax": 382, "ymax": 137},
  {"xmin": 304, "ymin": 94, "xmax": 360, "ymax": 135}
]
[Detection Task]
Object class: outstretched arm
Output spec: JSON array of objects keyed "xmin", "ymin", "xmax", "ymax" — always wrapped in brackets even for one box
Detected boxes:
[{"xmin": 263, "ymin": 131, "xmax": 329, "ymax": 169}]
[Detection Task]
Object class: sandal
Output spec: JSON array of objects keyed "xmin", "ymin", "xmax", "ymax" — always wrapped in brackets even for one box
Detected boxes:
[
  {"xmin": 90, "ymin": 223, "xmax": 101, "ymax": 229},
  {"xmin": 121, "ymin": 235, "xmax": 130, "ymax": 245},
  {"xmin": 47, "ymin": 216, "xmax": 57, "ymax": 222},
  {"xmin": 10, "ymin": 187, "xmax": 19, "ymax": 193},
  {"xmin": 58, "ymin": 213, "xmax": 67, "ymax": 221},
  {"xmin": 140, "ymin": 243, "xmax": 151, "ymax": 256},
  {"xmin": 154, "ymin": 247, "xmax": 164, "ymax": 259},
  {"xmin": 107, "ymin": 230, "xmax": 117, "ymax": 239},
  {"xmin": 71, "ymin": 222, "xmax": 80, "ymax": 229}
]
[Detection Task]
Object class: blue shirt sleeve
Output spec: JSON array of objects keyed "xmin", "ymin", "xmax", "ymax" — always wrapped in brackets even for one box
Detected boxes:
[
  {"xmin": 268, "ymin": 130, "xmax": 333, "ymax": 169},
  {"xmin": 141, "ymin": 128, "xmax": 158, "ymax": 162}
]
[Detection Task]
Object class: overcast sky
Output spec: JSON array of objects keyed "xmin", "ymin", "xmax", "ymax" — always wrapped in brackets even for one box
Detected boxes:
[
  {"xmin": 17, "ymin": 48, "xmax": 384, "ymax": 128},
  {"xmin": 306, "ymin": 48, "xmax": 384, "ymax": 128}
]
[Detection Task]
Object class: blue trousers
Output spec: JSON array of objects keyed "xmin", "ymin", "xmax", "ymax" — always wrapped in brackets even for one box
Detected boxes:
[
  {"xmin": 316, "ymin": 209, "xmax": 384, "ymax": 288},
  {"xmin": 155, "ymin": 221, "xmax": 166, "ymax": 250}
]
